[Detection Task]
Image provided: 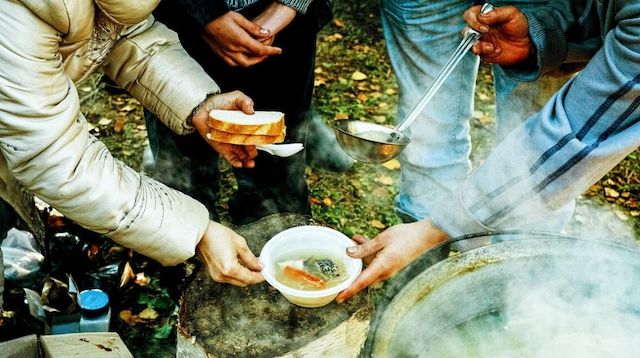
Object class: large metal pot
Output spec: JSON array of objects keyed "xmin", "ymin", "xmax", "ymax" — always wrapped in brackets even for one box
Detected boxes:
[{"xmin": 366, "ymin": 233, "xmax": 640, "ymax": 357}]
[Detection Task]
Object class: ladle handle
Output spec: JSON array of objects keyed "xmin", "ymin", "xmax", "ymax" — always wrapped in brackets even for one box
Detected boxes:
[{"xmin": 395, "ymin": 2, "xmax": 495, "ymax": 133}]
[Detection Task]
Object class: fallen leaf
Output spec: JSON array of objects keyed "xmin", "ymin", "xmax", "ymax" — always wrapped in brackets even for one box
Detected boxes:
[
  {"xmin": 338, "ymin": 77, "xmax": 348, "ymax": 85},
  {"xmin": 98, "ymin": 118, "xmax": 112, "ymax": 126},
  {"xmin": 335, "ymin": 113, "xmax": 350, "ymax": 120},
  {"xmin": 630, "ymin": 211, "xmax": 640, "ymax": 217},
  {"xmin": 135, "ymin": 272, "xmax": 151, "ymax": 286},
  {"xmin": 378, "ymin": 102, "xmax": 389, "ymax": 109},
  {"xmin": 138, "ymin": 307, "xmax": 159, "ymax": 320},
  {"xmin": 314, "ymin": 67, "xmax": 323, "ymax": 74},
  {"xmin": 119, "ymin": 262, "xmax": 135, "ymax": 288},
  {"xmin": 604, "ymin": 187, "xmax": 620, "ymax": 198},
  {"xmin": 119, "ymin": 310, "xmax": 144, "ymax": 326},
  {"xmin": 325, "ymin": 33, "xmax": 343, "ymax": 42},
  {"xmin": 314, "ymin": 76, "xmax": 328, "ymax": 87},
  {"xmin": 383, "ymin": 159, "xmax": 401, "ymax": 170},
  {"xmin": 310, "ymin": 197, "xmax": 321, "ymax": 205},
  {"xmin": 385, "ymin": 88, "xmax": 396, "ymax": 95},
  {"xmin": 371, "ymin": 91, "xmax": 382, "ymax": 98},
  {"xmin": 351, "ymin": 71, "xmax": 367, "ymax": 81},
  {"xmin": 334, "ymin": 18, "xmax": 345, "ymax": 28},
  {"xmin": 121, "ymin": 104, "xmax": 136, "ymax": 112},
  {"xmin": 357, "ymin": 94, "xmax": 368, "ymax": 102},
  {"xmin": 114, "ymin": 119, "xmax": 124, "ymax": 133},
  {"xmin": 375, "ymin": 176, "xmax": 394, "ymax": 186},
  {"xmin": 323, "ymin": 198, "xmax": 333, "ymax": 206},
  {"xmin": 621, "ymin": 192, "xmax": 631, "ymax": 198},
  {"xmin": 373, "ymin": 115, "xmax": 386, "ymax": 123},
  {"xmin": 370, "ymin": 220, "xmax": 386, "ymax": 229},
  {"xmin": 370, "ymin": 84, "xmax": 381, "ymax": 91},
  {"xmin": 614, "ymin": 210, "xmax": 628, "ymax": 221}
]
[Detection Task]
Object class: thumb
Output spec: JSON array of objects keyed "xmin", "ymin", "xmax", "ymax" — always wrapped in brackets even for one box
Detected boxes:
[
  {"xmin": 478, "ymin": 6, "xmax": 520, "ymax": 26},
  {"xmin": 346, "ymin": 237, "xmax": 383, "ymax": 259},
  {"xmin": 235, "ymin": 14, "xmax": 271, "ymax": 38},
  {"xmin": 236, "ymin": 95, "xmax": 255, "ymax": 114}
]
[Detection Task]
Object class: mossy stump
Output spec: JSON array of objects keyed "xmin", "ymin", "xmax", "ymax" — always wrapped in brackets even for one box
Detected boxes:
[{"xmin": 177, "ymin": 214, "xmax": 373, "ymax": 358}]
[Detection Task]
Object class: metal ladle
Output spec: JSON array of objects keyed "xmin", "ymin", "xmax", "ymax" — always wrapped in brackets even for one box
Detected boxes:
[{"xmin": 333, "ymin": 3, "xmax": 495, "ymax": 164}]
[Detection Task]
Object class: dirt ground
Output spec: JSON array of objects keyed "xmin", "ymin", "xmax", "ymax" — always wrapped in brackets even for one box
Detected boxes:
[{"xmin": 44, "ymin": 0, "xmax": 640, "ymax": 356}]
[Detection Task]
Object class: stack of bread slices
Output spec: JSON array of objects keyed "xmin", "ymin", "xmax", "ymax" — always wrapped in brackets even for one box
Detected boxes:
[{"xmin": 207, "ymin": 110, "xmax": 286, "ymax": 145}]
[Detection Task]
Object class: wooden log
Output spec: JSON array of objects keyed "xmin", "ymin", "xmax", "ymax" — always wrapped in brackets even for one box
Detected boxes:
[{"xmin": 177, "ymin": 214, "xmax": 373, "ymax": 358}]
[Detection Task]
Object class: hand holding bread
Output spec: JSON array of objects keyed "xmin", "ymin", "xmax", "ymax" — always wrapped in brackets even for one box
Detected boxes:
[{"xmin": 192, "ymin": 91, "xmax": 259, "ymax": 168}]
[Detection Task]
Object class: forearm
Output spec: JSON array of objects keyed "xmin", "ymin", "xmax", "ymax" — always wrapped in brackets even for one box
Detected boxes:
[
  {"xmin": 103, "ymin": 17, "xmax": 220, "ymax": 135},
  {"xmin": 277, "ymin": 0, "xmax": 314, "ymax": 14},
  {"xmin": 432, "ymin": 0, "xmax": 640, "ymax": 236}
]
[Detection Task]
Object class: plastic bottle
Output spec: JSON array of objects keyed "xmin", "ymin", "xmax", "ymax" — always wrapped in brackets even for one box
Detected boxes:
[{"xmin": 79, "ymin": 289, "xmax": 111, "ymax": 332}]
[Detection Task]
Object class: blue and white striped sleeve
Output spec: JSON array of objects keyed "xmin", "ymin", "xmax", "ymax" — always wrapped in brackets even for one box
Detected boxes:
[{"xmin": 431, "ymin": 0, "xmax": 640, "ymax": 237}]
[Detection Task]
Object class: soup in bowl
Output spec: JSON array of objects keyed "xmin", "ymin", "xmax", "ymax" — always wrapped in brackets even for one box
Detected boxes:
[{"xmin": 259, "ymin": 226, "xmax": 363, "ymax": 308}]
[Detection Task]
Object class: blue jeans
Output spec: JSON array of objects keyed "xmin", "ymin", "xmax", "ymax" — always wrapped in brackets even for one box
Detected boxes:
[{"xmin": 382, "ymin": 0, "xmax": 574, "ymax": 231}]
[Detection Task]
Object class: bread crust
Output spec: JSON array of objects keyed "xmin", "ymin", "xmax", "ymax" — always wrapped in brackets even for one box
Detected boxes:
[
  {"xmin": 208, "ymin": 110, "xmax": 285, "ymax": 135},
  {"xmin": 206, "ymin": 129, "xmax": 286, "ymax": 145}
]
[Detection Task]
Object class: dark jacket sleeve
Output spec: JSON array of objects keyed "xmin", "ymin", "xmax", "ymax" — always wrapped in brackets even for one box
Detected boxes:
[{"xmin": 175, "ymin": 0, "xmax": 230, "ymax": 28}]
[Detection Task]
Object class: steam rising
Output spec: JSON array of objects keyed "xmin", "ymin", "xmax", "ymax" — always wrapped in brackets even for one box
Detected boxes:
[{"xmin": 380, "ymin": 237, "xmax": 640, "ymax": 357}]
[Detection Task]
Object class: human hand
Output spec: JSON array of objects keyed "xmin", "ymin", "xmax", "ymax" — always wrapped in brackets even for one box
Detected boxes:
[
  {"xmin": 463, "ymin": 5, "xmax": 534, "ymax": 65},
  {"xmin": 252, "ymin": 2, "xmax": 297, "ymax": 46},
  {"xmin": 203, "ymin": 11, "xmax": 283, "ymax": 67},
  {"xmin": 335, "ymin": 220, "xmax": 448, "ymax": 303},
  {"xmin": 192, "ymin": 91, "xmax": 259, "ymax": 168},
  {"xmin": 197, "ymin": 221, "xmax": 264, "ymax": 286}
]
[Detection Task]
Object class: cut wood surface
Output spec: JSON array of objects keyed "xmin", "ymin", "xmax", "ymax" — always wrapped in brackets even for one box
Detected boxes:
[
  {"xmin": 40, "ymin": 332, "xmax": 132, "ymax": 358},
  {"xmin": 178, "ymin": 214, "xmax": 373, "ymax": 358}
]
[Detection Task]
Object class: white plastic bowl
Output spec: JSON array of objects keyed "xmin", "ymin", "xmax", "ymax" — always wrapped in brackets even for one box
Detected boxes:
[{"xmin": 259, "ymin": 226, "xmax": 363, "ymax": 308}]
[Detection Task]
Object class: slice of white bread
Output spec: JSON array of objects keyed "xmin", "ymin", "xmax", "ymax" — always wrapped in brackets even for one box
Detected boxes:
[
  {"xmin": 208, "ymin": 110, "xmax": 285, "ymax": 136},
  {"xmin": 207, "ymin": 128, "xmax": 286, "ymax": 145}
]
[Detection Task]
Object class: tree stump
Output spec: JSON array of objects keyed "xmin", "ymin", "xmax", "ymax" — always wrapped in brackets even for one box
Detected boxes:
[{"xmin": 177, "ymin": 214, "xmax": 373, "ymax": 358}]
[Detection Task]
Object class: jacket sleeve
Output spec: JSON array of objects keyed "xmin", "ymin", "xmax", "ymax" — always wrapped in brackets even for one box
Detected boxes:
[
  {"xmin": 502, "ymin": 1, "xmax": 599, "ymax": 81},
  {"xmin": 0, "ymin": 3, "xmax": 209, "ymax": 266},
  {"xmin": 431, "ymin": 0, "xmax": 640, "ymax": 237},
  {"xmin": 102, "ymin": 15, "xmax": 221, "ymax": 135},
  {"xmin": 175, "ymin": 0, "xmax": 230, "ymax": 28}
]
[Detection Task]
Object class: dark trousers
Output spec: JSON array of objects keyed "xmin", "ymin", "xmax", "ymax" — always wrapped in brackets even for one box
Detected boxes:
[{"xmin": 148, "ymin": 1, "xmax": 319, "ymax": 224}]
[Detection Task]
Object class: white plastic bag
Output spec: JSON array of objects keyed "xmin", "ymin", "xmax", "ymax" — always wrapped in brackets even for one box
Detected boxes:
[{"xmin": 1, "ymin": 228, "xmax": 44, "ymax": 283}]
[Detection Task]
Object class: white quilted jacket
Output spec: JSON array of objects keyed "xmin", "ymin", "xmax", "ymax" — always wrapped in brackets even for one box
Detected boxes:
[{"xmin": 0, "ymin": 0, "xmax": 221, "ymax": 265}]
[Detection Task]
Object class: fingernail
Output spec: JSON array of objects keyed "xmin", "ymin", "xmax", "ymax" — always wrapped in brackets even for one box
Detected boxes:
[
  {"xmin": 347, "ymin": 246, "xmax": 357, "ymax": 254},
  {"xmin": 259, "ymin": 28, "xmax": 270, "ymax": 36},
  {"xmin": 480, "ymin": 26, "xmax": 489, "ymax": 33}
]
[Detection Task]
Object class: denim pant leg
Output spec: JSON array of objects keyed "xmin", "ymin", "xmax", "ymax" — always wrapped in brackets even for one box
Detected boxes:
[{"xmin": 381, "ymin": 0, "xmax": 478, "ymax": 221}]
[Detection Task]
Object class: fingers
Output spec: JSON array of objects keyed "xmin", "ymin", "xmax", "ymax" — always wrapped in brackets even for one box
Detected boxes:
[
  {"xmin": 236, "ymin": 243, "xmax": 263, "ymax": 271},
  {"xmin": 463, "ymin": 5, "xmax": 488, "ymax": 33},
  {"xmin": 351, "ymin": 234, "xmax": 369, "ymax": 245},
  {"xmin": 210, "ymin": 263, "xmax": 264, "ymax": 286},
  {"xmin": 476, "ymin": 6, "xmax": 521, "ymax": 26},
  {"xmin": 336, "ymin": 261, "xmax": 385, "ymax": 303},
  {"xmin": 231, "ymin": 91, "xmax": 255, "ymax": 114},
  {"xmin": 346, "ymin": 236, "xmax": 384, "ymax": 259},
  {"xmin": 233, "ymin": 12, "xmax": 271, "ymax": 38}
]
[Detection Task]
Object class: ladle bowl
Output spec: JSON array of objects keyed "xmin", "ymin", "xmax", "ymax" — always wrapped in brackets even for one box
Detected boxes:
[{"xmin": 332, "ymin": 119, "xmax": 411, "ymax": 164}]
